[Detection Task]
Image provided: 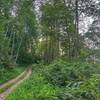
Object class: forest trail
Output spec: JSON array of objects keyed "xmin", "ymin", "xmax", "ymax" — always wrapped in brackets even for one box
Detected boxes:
[{"xmin": 0, "ymin": 67, "xmax": 32, "ymax": 100}]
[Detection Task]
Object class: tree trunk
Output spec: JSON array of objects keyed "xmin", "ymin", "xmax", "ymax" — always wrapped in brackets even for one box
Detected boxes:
[{"xmin": 74, "ymin": 0, "xmax": 79, "ymax": 58}]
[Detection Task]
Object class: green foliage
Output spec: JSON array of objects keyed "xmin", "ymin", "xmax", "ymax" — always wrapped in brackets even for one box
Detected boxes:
[
  {"xmin": 0, "ymin": 0, "xmax": 100, "ymax": 99},
  {"xmin": 17, "ymin": 52, "xmax": 34, "ymax": 65},
  {"xmin": 6, "ymin": 62, "xmax": 100, "ymax": 100},
  {"xmin": 43, "ymin": 60, "xmax": 97, "ymax": 86},
  {"xmin": 0, "ymin": 0, "xmax": 14, "ymax": 67},
  {"xmin": 0, "ymin": 65, "xmax": 24, "ymax": 84},
  {"xmin": 56, "ymin": 74, "xmax": 100, "ymax": 100},
  {"xmin": 0, "ymin": 33, "xmax": 12, "ymax": 68},
  {"xmin": 6, "ymin": 65, "xmax": 58, "ymax": 100}
]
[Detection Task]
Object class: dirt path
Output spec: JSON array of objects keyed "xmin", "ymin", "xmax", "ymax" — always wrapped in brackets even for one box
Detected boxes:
[{"xmin": 0, "ymin": 67, "xmax": 32, "ymax": 100}]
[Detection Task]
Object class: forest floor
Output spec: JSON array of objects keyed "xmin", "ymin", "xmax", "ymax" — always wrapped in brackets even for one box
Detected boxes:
[
  {"xmin": 0, "ymin": 67, "xmax": 32, "ymax": 100},
  {"xmin": 5, "ymin": 62, "xmax": 100, "ymax": 100}
]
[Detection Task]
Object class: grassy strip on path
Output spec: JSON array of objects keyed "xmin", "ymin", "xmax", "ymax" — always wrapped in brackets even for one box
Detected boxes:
[
  {"xmin": 0, "ymin": 67, "xmax": 32, "ymax": 100},
  {"xmin": 0, "ymin": 83, "xmax": 12, "ymax": 94},
  {"xmin": 0, "ymin": 67, "xmax": 28, "ymax": 94}
]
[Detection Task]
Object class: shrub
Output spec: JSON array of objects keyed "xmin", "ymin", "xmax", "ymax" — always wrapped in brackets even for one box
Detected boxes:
[
  {"xmin": 56, "ymin": 74, "xmax": 100, "ymax": 100},
  {"xmin": 6, "ymin": 63, "xmax": 100, "ymax": 100},
  {"xmin": 17, "ymin": 52, "xmax": 35, "ymax": 65},
  {"xmin": 0, "ymin": 66, "xmax": 24, "ymax": 84},
  {"xmin": 6, "ymin": 66, "xmax": 58, "ymax": 100},
  {"xmin": 44, "ymin": 59, "xmax": 97, "ymax": 86}
]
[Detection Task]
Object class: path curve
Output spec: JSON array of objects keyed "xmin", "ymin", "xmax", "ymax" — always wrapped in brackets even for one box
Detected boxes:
[{"xmin": 0, "ymin": 67, "xmax": 32, "ymax": 100}]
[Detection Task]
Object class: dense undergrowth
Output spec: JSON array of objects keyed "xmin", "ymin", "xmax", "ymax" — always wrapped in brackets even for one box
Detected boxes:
[
  {"xmin": 6, "ymin": 60, "xmax": 100, "ymax": 100},
  {"xmin": 0, "ymin": 65, "xmax": 24, "ymax": 84}
]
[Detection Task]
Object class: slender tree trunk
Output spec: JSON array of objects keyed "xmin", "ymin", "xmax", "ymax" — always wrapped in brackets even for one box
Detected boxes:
[
  {"xmin": 44, "ymin": 34, "xmax": 48, "ymax": 63},
  {"xmin": 11, "ymin": 32, "xmax": 15, "ymax": 59},
  {"xmin": 15, "ymin": 33, "xmax": 23, "ymax": 64},
  {"xmin": 63, "ymin": 0, "xmax": 72, "ymax": 59},
  {"xmin": 74, "ymin": 0, "xmax": 79, "ymax": 58}
]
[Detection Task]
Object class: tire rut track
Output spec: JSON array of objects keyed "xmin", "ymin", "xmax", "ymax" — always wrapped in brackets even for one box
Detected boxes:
[{"xmin": 0, "ymin": 67, "xmax": 32, "ymax": 100}]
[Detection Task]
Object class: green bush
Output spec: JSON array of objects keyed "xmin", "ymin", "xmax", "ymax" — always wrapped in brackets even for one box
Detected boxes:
[
  {"xmin": 6, "ymin": 66, "xmax": 58, "ymax": 100},
  {"xmin": 56, "ymin": 74, "xmax": 100, "ymax": 100},
  {"xmin": 17, "ymin": 52, "xmax": 35, "ymax": 65},
  {"xmin": 17, "ymin": 51, "xmax": 42, "ymax": 65},
  {"xmin": 44, "ymin": 60, "xmax": 97, "ymax": 86},
  {"xmin": 0, "ymin": 66, "xmax": 24, "ymax": 84},
  {"xmin": 6, "ymin": 62, "xmax": 100, "ymax": 100}
]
